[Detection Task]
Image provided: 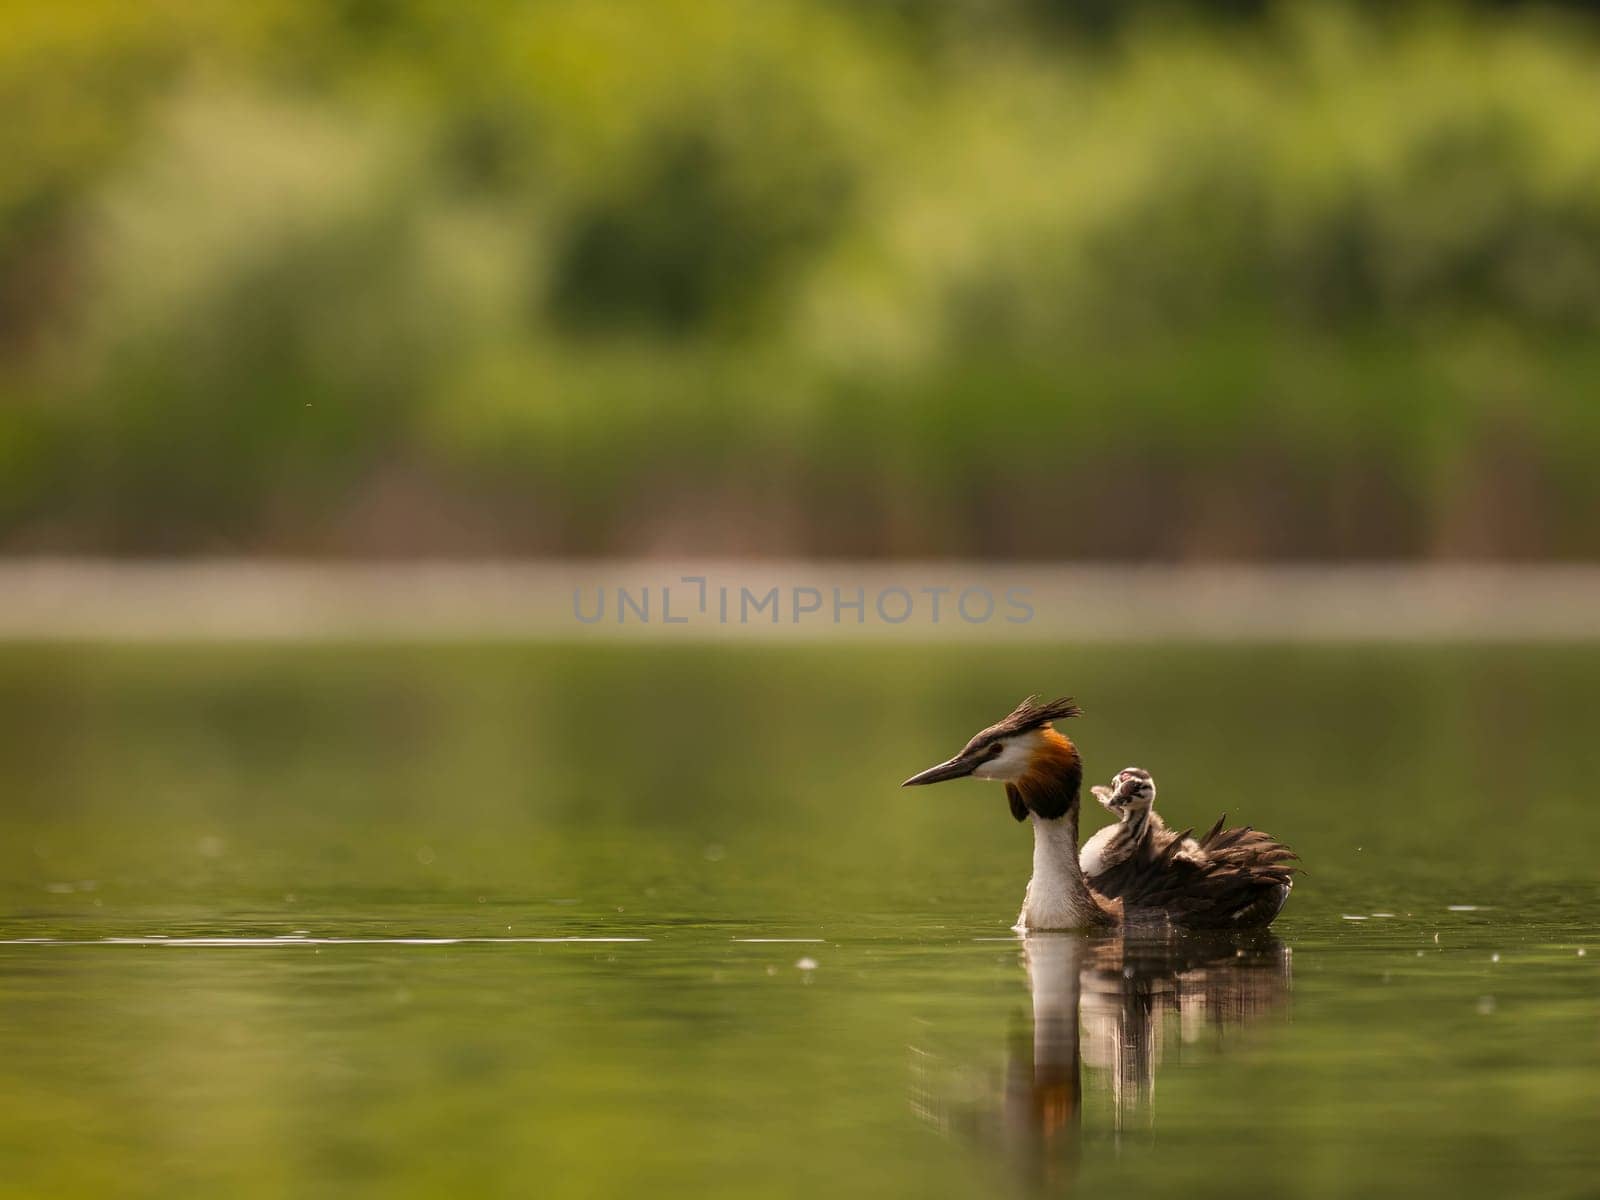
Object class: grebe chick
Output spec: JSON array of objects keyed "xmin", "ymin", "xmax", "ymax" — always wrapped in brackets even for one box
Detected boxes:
[
  {"xmin": 1081, "ymin": 768, "xmax": 1155, "ymax": 878},
  {"xmin": 1078, "ymin": 767, "xmax": 1202, "ymax": 883},
  {"xmin": 901, "ymin": 696, "xmax": 1298, "ymax": 932}
]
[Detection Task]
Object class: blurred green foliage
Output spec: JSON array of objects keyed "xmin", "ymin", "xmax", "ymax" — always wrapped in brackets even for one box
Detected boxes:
[{"xmin": 3, "ymin": 0, "xmax": 1600, "ymax": 557}]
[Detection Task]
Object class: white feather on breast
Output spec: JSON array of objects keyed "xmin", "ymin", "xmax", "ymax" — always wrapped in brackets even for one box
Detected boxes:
[{"xmin": 1078, "ymin": 824, "xmax": 1118, "ymax": 879}]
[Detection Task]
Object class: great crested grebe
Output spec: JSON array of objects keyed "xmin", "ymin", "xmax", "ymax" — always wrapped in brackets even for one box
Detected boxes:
[{"xmin": 901, "ymin": 697, "xmax": 1297, "ymax": 931}]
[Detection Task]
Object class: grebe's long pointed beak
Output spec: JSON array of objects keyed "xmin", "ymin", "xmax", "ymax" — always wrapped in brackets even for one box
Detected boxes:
[{"xmin": 902, "ymin": 753, "xmax": 981, "ymax": 787}]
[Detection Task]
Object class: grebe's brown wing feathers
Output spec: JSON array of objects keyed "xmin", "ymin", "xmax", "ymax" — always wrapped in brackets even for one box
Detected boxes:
[
  {"xmin": 1197, "ymin": 815, "xmax": 1301, "ymax": 870},
  {"xmin": 1091, "ymin": 814, "xmax": 1298, "ymax": 930}
]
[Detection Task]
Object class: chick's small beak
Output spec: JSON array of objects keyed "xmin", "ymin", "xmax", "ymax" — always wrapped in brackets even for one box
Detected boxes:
[{"xmin": 901, "ymin": 753, "xmax": 981, "ymax": 787}]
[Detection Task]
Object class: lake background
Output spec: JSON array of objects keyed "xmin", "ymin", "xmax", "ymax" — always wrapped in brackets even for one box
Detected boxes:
[
  {"xmin": 3, "ymin": 642, "xmax": 1597, "ymax": 1197},
  {"xmin": 5, "ymin": 0, "xmax": 1600, "ymax": 1195}
]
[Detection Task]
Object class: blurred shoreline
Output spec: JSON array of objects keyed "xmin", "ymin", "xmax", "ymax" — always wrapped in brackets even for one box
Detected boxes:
[
  {"xmin": 11, "ymin": 6, "xmax": 1600, "ymax": 562},
  {"xmin": 0, "ymin": 560, "xmax": 1597, "ymax": 641}
]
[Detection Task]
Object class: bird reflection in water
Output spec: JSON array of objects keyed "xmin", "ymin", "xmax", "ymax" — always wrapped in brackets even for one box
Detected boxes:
[{"xmin": 912, "ymin": 932, "xmax": 1291, "ymax": 1184}]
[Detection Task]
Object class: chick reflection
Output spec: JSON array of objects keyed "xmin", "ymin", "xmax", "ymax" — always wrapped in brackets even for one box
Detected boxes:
[
  {"xmin": 914, "ymin": 932, "xmax": 1290, "ymax": 1181},
  {"xmin": 1073, "ymin": 933, "xmax": 1290, "ymax": 1122}
]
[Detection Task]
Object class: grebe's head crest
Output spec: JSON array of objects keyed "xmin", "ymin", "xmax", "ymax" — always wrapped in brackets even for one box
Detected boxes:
[{"xmin": 901, "ymin": 695, "xmax": 1082, "ymax": 789}]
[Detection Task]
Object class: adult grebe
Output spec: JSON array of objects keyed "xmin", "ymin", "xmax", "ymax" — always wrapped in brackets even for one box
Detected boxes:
[{"xmin": 901, "ymin": 697, "xmax": 1297, "ymax": 931}]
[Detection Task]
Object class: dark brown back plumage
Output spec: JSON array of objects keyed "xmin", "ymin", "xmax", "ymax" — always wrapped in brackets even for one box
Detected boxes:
[{"xmin": 1089, "ymin": 813, "xmax": 1299, "ymax": 930}]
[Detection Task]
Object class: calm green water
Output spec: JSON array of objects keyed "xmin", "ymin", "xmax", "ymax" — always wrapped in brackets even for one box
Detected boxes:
[{"xmin": 1, "ymin": 643, "xmax": 1597, "ymax": 1198}]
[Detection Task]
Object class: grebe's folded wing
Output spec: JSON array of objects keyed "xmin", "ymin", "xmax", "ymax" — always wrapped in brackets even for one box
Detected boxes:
[{"xmin": 1091, "ymin": 815, "xmax": 1298, "ymax": 929}]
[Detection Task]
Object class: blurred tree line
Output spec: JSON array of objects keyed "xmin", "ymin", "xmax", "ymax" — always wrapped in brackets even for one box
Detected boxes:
[{"xmin": 3, "ymin": 0, "xmax": 1600, "ymax": 559}]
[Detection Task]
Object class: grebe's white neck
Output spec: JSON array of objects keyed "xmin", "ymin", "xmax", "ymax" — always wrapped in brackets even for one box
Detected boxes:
[{"xmin": 1016, "ymin": 809, "xmax": 1108, "ymax": 932}]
